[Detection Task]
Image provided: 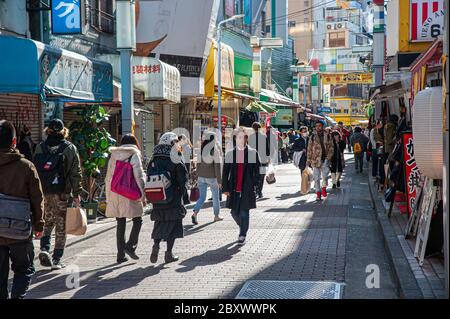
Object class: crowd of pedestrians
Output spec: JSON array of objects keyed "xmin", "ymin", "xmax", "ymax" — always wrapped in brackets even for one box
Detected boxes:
[{"xmin": 1, "ymin": 114, "xmax": 382, "ymax": 299}]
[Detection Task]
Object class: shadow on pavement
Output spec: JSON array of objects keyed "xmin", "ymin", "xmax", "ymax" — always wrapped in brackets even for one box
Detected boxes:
[
  {"xmin": 176, "ymin": 242, "xmax": 241, "ymax": 273},
  {"xmin": 183, "ymin": 221, "xmax": 216, "ymax": 236}
]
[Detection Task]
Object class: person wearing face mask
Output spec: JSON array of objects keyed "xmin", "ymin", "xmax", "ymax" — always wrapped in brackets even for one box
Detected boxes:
[{"xmin": 292, "ymin": 126, "xmax": 309, "ymax": 175}]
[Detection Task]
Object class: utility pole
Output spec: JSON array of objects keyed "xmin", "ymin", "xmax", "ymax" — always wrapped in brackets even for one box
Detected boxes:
[{"xmin": 372, "ymin": 0, "xmax": 385, "ymax": 119}]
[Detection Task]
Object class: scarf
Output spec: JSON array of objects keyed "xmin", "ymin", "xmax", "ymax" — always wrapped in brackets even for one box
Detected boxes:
[{"xmin": 152, "ymin": 144, "xmax": 182, "ymax": 164}]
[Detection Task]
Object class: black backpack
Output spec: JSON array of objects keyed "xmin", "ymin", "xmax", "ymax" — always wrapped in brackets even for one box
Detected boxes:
[{"xmin": 34, "ymin": 141, "xmax": 70, "ymax": 194}]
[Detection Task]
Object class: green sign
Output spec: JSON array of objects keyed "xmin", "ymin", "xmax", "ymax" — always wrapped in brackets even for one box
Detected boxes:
[{"xmin": 271, "ymin": 108, "xmax": 293, "ymax": 126}]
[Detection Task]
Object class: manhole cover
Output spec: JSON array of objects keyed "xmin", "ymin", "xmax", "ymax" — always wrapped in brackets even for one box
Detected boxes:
[{"xmin": 235, "ymin": 280, "xmax": 344, "ymax": 299}]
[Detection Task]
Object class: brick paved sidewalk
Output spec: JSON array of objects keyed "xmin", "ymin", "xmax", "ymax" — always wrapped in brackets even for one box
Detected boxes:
[{"xmin": 20, "ymin": 154, "xmax": 398, "ymax": 299}]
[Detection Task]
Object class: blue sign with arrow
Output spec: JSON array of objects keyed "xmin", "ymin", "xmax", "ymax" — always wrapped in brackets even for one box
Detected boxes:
[{"xmin": 51, "ymin": 0, "xmax": 82, "ymax": 35}]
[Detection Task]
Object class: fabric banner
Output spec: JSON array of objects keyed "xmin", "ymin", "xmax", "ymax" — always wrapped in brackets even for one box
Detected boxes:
[
  {"xmin": 403, "ymin": 132, "xmax": 421, "ymax": 216},
  {"xmin": 321, "ymin": 73, "xmax": 373, "ymax": 85}
]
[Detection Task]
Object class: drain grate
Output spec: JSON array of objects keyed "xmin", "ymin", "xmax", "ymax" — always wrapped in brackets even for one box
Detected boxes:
[{"xmin": 235, "ymin": 280, "xmax": 344, "ymax": 299}]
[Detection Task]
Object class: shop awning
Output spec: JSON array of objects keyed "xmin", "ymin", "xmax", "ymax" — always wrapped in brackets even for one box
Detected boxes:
[
  {"xmin": 245, "ymin": 101, "xmax": 277, "ymax": 114},
  {"xmin": 222, "ymin": 88, "xmax": 257, "ymax": 100},
  {"xmin": 410, "ymin": 38, "xmax": 443, "ymax": 74},
  {"xmin": 97, "ymin": 54, "xmax": 181, "ymax": 104},
  {"xmin": 306, "ymin": 113, "xmax": 325, "ymax": 120},
  {"xmin": 0, "ymin": 35, "xmax": 113, "ymax": 102}
]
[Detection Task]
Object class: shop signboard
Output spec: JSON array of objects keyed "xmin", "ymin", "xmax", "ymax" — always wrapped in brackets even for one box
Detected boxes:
[
  {"xmin": 136, "ymin": 0, "xmax": 220, "ymax": 95},
  {"xmin": 51, "ymin": 0, "xmax": 82, "ymax": 35},
  {"xmin": 403, "ymin": 132, "xmax": 421, "ymax": 216},
  {"xmin": 308, "ymin": 48, "xmax": 366, "ymax": 73},
  {"xmin": 272, "ymin": 109, "xmax": 292, "ymax": 126},
  {"xmin": 321, "ymin": 73, "xmax": 374, "ymax": 85},
  {"xmin": 410, "ymin": 0, "xmax": 445, "ymax": 42}
]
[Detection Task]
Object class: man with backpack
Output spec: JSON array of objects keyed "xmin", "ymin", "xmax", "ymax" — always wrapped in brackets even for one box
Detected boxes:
[
  {"xmin": 350, "ymin": 126, "xmax": 370, "ymax": 174},
  {"xmin": 33, "ymin": 119, "xmax": 82, "ymax": 270},
  {"xmin": 0, "ymin": 120, "xmax": 44, "ymax": 299}
]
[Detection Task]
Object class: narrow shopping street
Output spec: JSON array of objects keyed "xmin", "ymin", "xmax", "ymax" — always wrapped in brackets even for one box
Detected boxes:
[{"xmin": 23, "ymin": 153, "xmax": 397, "ymax": 299}]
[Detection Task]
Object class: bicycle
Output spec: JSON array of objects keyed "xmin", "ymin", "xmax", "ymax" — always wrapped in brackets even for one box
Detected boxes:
[{"xmin": 80, "ymin": 176, "xmax": 107, "ymax": 219}]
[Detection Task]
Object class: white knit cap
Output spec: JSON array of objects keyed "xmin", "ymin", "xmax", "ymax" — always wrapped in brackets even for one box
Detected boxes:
[{"xmin": 159, "ymin": 132, "xmax": 178, "ymax": 145}]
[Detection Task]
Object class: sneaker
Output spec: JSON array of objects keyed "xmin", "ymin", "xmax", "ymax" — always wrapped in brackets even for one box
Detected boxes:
[
  {"xmin": 238, "ymin": 236, "xmax": 246, "ymax": 245},
  {"xmin": 337, "ymin": 181, "xmax": 341, "ymax": 188},
  {"xmin": 316, "ymin": 192, "xmax": 322, "ymax": 201},
  {"xmin": 321, "ymin": 187, "xmax": 327, "ymax": 198},
  {"xmin": 214, "ymin": 215, "xmax": 224, "ymax": 222},
  {"xmin": 191, "ymin": 213, "xmax": 198, "ymax": 225},
  {"xmin": 38, "ymin": 251, "xmax": 52, "ymax": 267},
  {"xmin": 51, "ymin": 259, "xmax": 66, "ymax": 270}
]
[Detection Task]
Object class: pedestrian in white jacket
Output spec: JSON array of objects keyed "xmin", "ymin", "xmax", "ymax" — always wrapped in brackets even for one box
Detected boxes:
[{"xmin": 105, "ymin": 134, "xmax": 146, "ymax": 263}]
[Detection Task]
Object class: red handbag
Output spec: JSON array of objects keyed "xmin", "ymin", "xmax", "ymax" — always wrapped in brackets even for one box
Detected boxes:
[{"xmin": 189, "ymin": 186, "xmax": 200, "ymax": 202}]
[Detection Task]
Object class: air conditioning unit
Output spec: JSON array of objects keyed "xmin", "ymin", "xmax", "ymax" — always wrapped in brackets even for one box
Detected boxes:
[
  {"xmin": 327, "ymin": 24, "xmax": 332, "ymax": 30},
  {"xmin": 336, "ymin": 23, "xmax": 343, "ymax": 29}
]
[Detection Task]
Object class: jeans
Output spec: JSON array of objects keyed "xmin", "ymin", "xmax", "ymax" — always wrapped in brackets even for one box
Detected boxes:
[
  {"xmin": 354, "ymin": 153, "xmax": 364, "ymax": 172},
  {"xmin": 231, "ymin": 209, "xmax": 250, "ymax": 237},
  {"xmin": 0, "ymin": 241, "xmax": 35, "ymax": 299},
  {"xmin": 313, "ymin": 160, "xmax": 330, "ymax": 192},
  {"xmin": 230, "ymin": 192, "xmax": 250, "ymax": 237},
  {"xmin": 193, "ymin": 177, "xmax": 221, "ymax": 216},
  {"xmin": 116, "ymin": 217, "xmax": 143, "ymax": 259}
]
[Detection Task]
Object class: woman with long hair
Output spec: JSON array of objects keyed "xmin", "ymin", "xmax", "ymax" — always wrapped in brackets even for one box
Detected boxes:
[
  {"xmin": 222, "ymin": 127, "xmax": 261, "ymax": 245},
  {"xmin": 329, "ymin": 130, "xmax": 346, "ymax": 188},
  {"xmin": 191, "ymin": 131, "xmax": 223, "ymax": 224},
  {"xmin": 105, "ymin": 134, "xmax": 146, "ymax": 263}
]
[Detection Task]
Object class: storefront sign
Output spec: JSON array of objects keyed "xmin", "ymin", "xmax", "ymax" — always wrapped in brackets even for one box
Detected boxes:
[
  {"xmin": 51, "ymin": 0, "xmax": 82, "ymax": 35},
  {"xmin": 98, "ymin": 54, "xmax": 181, "ymax": 103},
  {"xmin": 403, "ymin": 132, "xmax": 421, "ymax": 216},
  {"xmin": 308, "ymin": 48, "xmax": 366, "ymax": 72},
  {"xmin": 136, "ymin": 0, "xmax": 220, "ymax": 95},
  {"xmin": 321, "ymin": 73, "xmax": 373, "ymax": 85},
  {"xmin": 271, "ymin": 109, "xmax": 292, "ymax": 126},
  {"xmin": 410, "ymin": 0, "xmax": 445, "ymax": 42}
]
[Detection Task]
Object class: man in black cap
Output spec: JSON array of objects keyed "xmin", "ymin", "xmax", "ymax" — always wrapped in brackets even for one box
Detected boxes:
[{"xmin": 33, "ymin": 119, "xmax": 82, "ymax": 270}]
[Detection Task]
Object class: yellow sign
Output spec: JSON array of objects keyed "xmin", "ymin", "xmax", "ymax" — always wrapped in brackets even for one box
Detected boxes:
[{"xmin": 321, "ymin": 73, "xmax": 374, "ymax": 85}]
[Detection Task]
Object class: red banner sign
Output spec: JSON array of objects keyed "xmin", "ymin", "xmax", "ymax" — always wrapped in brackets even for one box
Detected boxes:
[{"xmin": 403, "ymin": 133, "xmax": 421, "ymax": 216}]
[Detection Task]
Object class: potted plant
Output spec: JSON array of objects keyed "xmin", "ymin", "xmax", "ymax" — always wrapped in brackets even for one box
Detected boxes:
[{"xmin": 69, "ymin": 105, "xmax": 116, "ymax": 221}]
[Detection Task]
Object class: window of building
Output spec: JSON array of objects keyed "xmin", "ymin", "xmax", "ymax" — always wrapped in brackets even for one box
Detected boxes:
[
  {"xmin": 356, "ymin": 35, "xmax": 364, "ymax": 45},
  {"xmin": 288, "ymin": 20, "xmax": 296, "ymax": 28},
  {"xmin": 89, "ymin": 0, "xmax": 114, "ymax": 34},
  {"xmin": 328, "ymin": 31, "xmax": 345, "ymax": 48},
  {"xmin": 343, "ymin": 109, "xmax": 349, "ymax": 114}
]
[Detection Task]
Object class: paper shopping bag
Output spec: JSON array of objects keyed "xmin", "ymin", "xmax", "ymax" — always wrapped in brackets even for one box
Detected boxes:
[{"xmin": 66, "ymin": 206, "xmax": 87, "ymax": 236}]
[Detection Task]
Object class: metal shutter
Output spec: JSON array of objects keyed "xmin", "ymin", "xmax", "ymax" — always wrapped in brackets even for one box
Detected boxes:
[{"xmin": 0, "ymin": 93, "xmax": 43, "ymax": 142}]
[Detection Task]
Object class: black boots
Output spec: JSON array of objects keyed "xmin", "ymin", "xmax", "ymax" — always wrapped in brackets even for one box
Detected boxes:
[{"xmin": 164, "ymin": 252, "xmax": 179, "ymax": 263}]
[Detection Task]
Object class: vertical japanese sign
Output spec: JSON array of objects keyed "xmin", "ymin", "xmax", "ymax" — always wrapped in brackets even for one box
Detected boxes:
[
  {"xmin": 243, "ymin": 0, "xmax": 252, "ymax": 25},
  {"xmin": 403, "ymin": 132, "xmax": 421, "ymax": 216},
  {"xmin": 410, "ymin": 0, "xmax": 445, "ymax": 42},
  {"xmin": 51, "ymin": 0, "xmax": 82, "ymax": 34}
]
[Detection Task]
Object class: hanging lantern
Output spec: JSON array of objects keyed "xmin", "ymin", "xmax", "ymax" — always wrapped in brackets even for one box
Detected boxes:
[{"xmin": 412, "ymin": 87, "xmax": 443, "ymax": 179}]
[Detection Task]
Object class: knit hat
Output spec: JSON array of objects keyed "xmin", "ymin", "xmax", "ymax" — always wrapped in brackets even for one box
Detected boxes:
[{"xmin": 159, "ymin": 132, "xmax": 178, "ymax": 145}]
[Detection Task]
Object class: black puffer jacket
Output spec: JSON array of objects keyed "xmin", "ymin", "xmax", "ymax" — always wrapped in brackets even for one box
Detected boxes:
[{"xmin": 147, "ymin": 154, "xmax": 188, "ymax": 222}]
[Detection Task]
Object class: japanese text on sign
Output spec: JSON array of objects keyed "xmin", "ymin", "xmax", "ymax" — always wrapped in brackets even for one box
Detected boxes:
[
  {"xmin": 403, "ymin": 133, "xmax": 421, "ymax": 216},
  {"xmin": 132, "ymin": 65, "xmax": 161, "ymax": 75}
]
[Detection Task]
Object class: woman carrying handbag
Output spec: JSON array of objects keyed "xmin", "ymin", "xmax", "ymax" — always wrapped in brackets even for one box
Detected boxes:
[{"xmin": 105, "ymin": 134, "xmax": 146, "ymax": 263}]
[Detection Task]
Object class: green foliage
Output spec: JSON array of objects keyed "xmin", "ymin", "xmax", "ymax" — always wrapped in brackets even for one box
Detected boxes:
[{"xmin": 69, "ymin": 105, "xmax": 116, "ymax": 200}]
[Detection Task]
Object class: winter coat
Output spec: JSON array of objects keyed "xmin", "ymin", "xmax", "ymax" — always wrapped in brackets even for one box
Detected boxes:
[
  {"xmin": 222, "ymin": 146, "xmax": 261, "ymax": 211},
  {"xmin": 33, "ymin": 135, "xmax": 83, "ymax": 196},
  {"xmin": 196, "ymin": 144, "xmax": 222, "ymax": 184},
  {"xmin": 292, "ymin": 136, "xmax": 308, "ymax": 170},
  {"xmin": 148, "ymin": 150, "xmax": 188, "ymax": 222},
  {"xmin": 105, "ymin": 145, "xmax": 145, "ymax": 219},
  {"xmin": 350, "ymin": 132, "xmax": 370, "ymax": 152},
  {"xmin": 306, "ymin": 131, "xmax": 334, "ymax": 168},
  {"xmin": 0, "ymin": 148, "xmax": 45, "ymax": 245},
  {"xmin": 330, "ymin": 140, "xmax": 346, "ymax": 172},
  {"xmin": 384, "ymin": 121, "xmax": 397, "ymax": 155}
]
